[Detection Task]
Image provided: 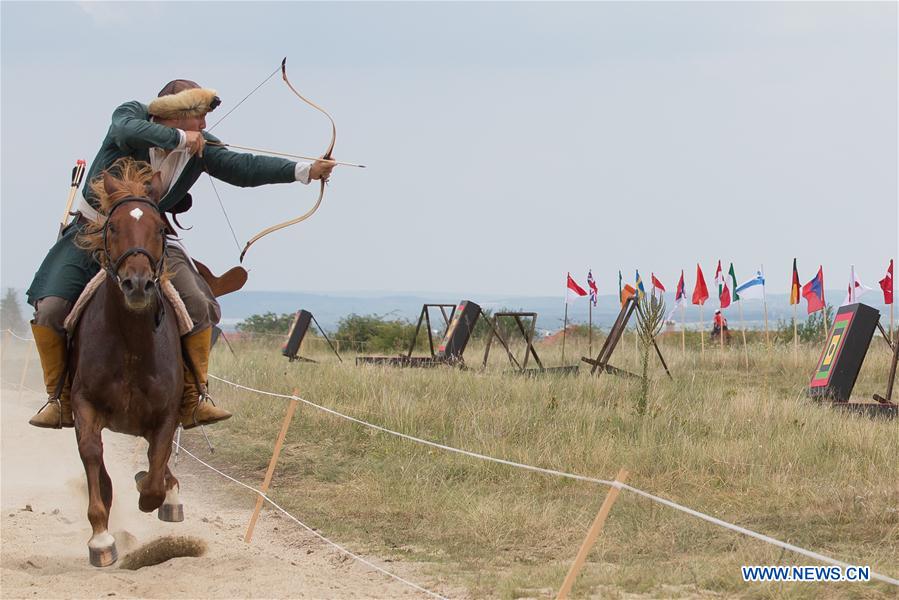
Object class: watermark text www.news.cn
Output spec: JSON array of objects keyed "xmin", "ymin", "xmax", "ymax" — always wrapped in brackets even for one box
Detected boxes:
[{"xmin": 742, "ymin": 565, "xmax": 870, "ymax": 582}]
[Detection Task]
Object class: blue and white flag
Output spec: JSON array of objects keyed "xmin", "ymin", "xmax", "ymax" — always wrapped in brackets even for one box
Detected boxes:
[{"xmin": 735, "ymin": 271, "xmax": 766, "ymax": 300}]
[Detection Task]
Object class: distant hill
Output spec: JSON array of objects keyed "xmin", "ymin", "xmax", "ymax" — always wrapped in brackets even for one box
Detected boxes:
[{"xmin": 218, "ymin": 290, "xmax": 895, "ymax": 333}]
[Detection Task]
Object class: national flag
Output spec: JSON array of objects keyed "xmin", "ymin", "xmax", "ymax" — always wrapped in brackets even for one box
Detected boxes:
[
  {"xmin": 790, "ymin": 258, "xmax": 801, "ymax": 305},
  {"xmin": 714, "ymin": 260, "xmax": 724, "ymax": 297},
  {"xmin": 566, "ymin": 273, "xmax": 587, "ymax": 304},
  {"xmin": 635, "ymin": 270, "xmax": 646, "ymax": 301},
  {"xmin": 880, "ymin": 259, "xmax": 894, "ymax": 305},
  {"xmin": 735, "ymin": 271, "xmax": 766, "ymax": 300},
  {"xmin": 651, "ymin": 273, "xmax": 665, "ymax": 293},
  {"xmin": 692, "ymin": 263, "xmax": 709, "ymax": 305},
  {"xmin": 675, "ymin": 270, "xmax": 686, "ymax": 303},
  {"xmin": 802, "ymin": 266, "xmax": 825, "ymax": 314},
  {"xmin": 841, "ymin": 269, "xmax": 874, "ymax": 306},
  {"xmin": 621, "ymin": 284, "xmax": 636, "ymax": 307},
  {"xmin": 728, "ymin": 263, "xmax": 740, "ymax": 302},
  {"xmin": 719, "ymin": 281, "xmax": 731, "ymax": 309},
  {"xmin": 587, "ymin": 270, "xmax": 598, "ymax": 307}
]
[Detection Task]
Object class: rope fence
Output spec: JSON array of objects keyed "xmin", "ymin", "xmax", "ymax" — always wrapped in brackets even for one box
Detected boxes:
[
  {"xmin": 173, "ymin": 442, "xmax": 448, "ymax": 599},
  {"xmin": 207, "ymin": 372, "xmax": 899, "ymax": 588},
  {"xmin": 2, "ymin": 328, "xmax": 897, "ymax": 588}
]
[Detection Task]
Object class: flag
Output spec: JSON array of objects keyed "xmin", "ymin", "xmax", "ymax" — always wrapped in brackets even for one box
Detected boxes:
[
  {"xmin": 675, "ymin": 270, "xmax": 686, "ymax": 304},
  {"xmin": 720, "ymin": 282, "xmax": 731, "ymax": 309},
  {"xmin": 621, "ymin": 284, "xmax": 636, "ymax": 307},
  {"xmin": 728, "ymin": 263, "xmax": 740, "ymax": 302},
  {"xmin": 714, "ymin": 260, "xmax": 724, "ymax": 297},
  {"xmin": 790, "ymin": 258, "xmax": 801, "ymax": 305},
  {"xmin": 651, "ymin": 273, "xmax": 665, "ymax": 293},
  {"xmin": 735, "ymin": 271, "xmax": 766, "ymax": 300},
  {"xmin": 880, "ymin": 259, "xmax": 894, "ymax": 305},
  {"xmin": 566, "ymin": 273, "xmax": 587, "ymax": 304},
  {"xmin": 841, "ymin": 269, "xmax": 874, "ymax": 306},
  {"xmin": 802, "ymin": 266, "xmax": 825, "ymax": 314},
  {"xmin": 692, "ymin": 263, "xmax": 709, "ymax": 305},
  {"xmin": 587, "ymin": 270, "xmax": 598, "ymax": 307},
  {"xmin": 635, "ymin": 270, "xmax": 646, "ymax": 301}
]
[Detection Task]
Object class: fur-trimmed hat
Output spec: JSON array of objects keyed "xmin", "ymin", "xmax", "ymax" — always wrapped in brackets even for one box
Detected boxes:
[{"xmin": 148, "ymin": 79, "xmax": 220, "ymax": 119}]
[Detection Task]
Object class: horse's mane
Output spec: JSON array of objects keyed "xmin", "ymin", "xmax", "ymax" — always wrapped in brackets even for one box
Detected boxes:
[{"xmin": 75, "ymin": 159, "xmax": 159, "ymax": 260}]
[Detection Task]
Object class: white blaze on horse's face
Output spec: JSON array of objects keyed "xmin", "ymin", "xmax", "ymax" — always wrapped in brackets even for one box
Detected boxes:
[{"xmin": 129, "ymin": 207, "xmax": 144, "ymax": 221}]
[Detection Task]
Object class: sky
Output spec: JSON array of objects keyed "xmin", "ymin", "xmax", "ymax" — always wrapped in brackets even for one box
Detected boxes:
[{"xmin": 1, "ymin": 1, "xmax": 896, "ymax": 300}]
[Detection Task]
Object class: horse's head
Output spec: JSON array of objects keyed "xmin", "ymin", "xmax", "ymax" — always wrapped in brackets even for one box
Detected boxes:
[{"xmin": 99, "ymin": 165, "xmax": 167, "ymax": 312}]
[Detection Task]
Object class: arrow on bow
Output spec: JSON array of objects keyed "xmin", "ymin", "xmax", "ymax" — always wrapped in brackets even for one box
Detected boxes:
[{"xmin": 237, "ymin": 58, "xmax": 337, "ymax": 263}]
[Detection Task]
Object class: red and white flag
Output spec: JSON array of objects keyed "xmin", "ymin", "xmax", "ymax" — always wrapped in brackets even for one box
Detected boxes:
[
  {"xmin": 841, "ymin": 267, "xmax": 873, "ymax": 306},
  {"xmin": 651, "ymin": 273, "xmax": 665, "ymax": 293},
  {"xmin": 720, "ymin": 282, "xmax": 731, "ymax": 309},
  {"xmin": 566, "ymin": 273, "xmax": 587, "ymax": 304},
  {"xmin": 880, "ymin": 259, "xmax": 894, "ymax": 305}
]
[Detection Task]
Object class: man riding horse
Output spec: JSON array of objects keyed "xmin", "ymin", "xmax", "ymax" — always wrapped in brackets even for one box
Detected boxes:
[{"xmin": 26, "ymin": 79, "xmax": 334, "ymax": 430}]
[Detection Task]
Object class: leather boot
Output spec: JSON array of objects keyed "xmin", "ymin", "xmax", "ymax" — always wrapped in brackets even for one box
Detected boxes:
[
  {"xmin": 180, "ymin": 328, "xmax": 231, "ymax": 429},
  {"xmin": 28, "ymin": 323, "xmax": 74, "ymax": 429}
]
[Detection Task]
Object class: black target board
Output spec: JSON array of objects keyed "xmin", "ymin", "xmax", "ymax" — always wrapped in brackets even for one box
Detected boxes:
[{"xmin": 808, "ymin": 303, "xmax": 879, "ymax": 401}]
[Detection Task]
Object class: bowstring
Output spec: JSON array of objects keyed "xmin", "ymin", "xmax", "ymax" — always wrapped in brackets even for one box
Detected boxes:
[{"xmin": 203, "ymin": 64, "xmax": 282, "ymax": 255}]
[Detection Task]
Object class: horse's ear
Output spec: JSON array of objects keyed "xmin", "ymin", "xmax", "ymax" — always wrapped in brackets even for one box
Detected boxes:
[
  {"xmin": 103, "ymin": 170, "xmax": 125, "ymax": 199},
  {"xmin": 148, "ymin": 172, "xmax": 164, "ymax": 204}
]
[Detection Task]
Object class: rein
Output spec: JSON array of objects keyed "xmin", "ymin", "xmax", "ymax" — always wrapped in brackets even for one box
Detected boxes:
[{"xmin": 101, "ymin": 196, "xmax": 168, "ymax": 328}]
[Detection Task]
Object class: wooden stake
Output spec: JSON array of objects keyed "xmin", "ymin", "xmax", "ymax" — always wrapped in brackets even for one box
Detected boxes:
[
  {"xmin": 720, "ymin": 309, "xmax": 725, "ymax": 353},
  {"xmin": 761, "ymin": 264, "xmax": 770, "ymax": 347},
  {"xmin": 680, "ymin": 303, "xmax": 686, "ymax": 357},
  {"xmin": 738, "ymin": 301, "xmax": 748, "ymax": 369},
  {"xmin": 556, "ymin": 468, "xmax": 629, "ymax": 600},
  {"xmin": 792, "ymin": 304, "xmax": 798, "ymax": 357},
  {"xmin": 890, "ymin": 303, "xmax": 893, "ymax": 344},
  {"xmin": 18, "ymin": 341, "xmax": 34, "ymax": 401},
  {"xmin": 562, "ymin": 302, "xmax": 568, "ymax": 364},
  {"xmin": 245, "ymin": 391, "xmax": 300, "ymax": 543},
  {"xmin": 588, "ymin": 300, "xmax": 593, "ymax": 358}
]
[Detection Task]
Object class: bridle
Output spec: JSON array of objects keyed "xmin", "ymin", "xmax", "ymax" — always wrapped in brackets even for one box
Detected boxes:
[{"xmin": 101, "ymin": 196, "xmax": 168, "ymax": 327}]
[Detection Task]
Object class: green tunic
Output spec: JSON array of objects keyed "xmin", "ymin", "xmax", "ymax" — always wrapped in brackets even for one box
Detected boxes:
[{"xmin": 27, "ymin": 101, "xmax": 298, "ymax": 306}]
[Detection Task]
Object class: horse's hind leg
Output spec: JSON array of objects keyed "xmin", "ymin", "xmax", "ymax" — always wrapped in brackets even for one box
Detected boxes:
[
  {"xmin": 158, "ymin": 466, "xmax": 183, "ymax": 522},
  {"xmin": 75, "ymin": 412, "xmax": 117, "ymax": 567}
]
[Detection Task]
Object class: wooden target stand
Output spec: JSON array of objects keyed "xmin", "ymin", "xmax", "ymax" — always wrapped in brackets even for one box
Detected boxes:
[
  {"xmin": 580, "ymin": 296, "xmax": 672, "ymax": 380},
  {"xmin": 481, "ymin": 312, "xmax": 578, "ymax": 376},
  {"xmin": 810, "ymin": 303, "xmax": 897, "ymax": 417},
  {"xmin": 282, "ymin": 310, "xmax": 342, "ymax": 364}
]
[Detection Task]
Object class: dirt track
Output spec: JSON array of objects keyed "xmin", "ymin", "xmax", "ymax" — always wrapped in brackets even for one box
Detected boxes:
[{"xmin": 1, "ymin": 387, "xmax": 447, "ymax": 599}]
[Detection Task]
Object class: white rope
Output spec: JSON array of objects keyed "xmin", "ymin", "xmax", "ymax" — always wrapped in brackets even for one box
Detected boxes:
[
  {"xmin": 208, "ymin": 374, "xmax": 615, "ymax": 487},
  {"xmin": 208, "ymin": 373, "xmax": 899, "ymax": 588},
  {"xmin": 2, "ymin": 329, "xmax": 34, "ymax": 342},
  {"xmin": 619, "ymin": 484, "xmax": 899, "ymax": 586},
  {"xmin": 173, "ymin": 442, "xmax": 448, "ymax": 599}
]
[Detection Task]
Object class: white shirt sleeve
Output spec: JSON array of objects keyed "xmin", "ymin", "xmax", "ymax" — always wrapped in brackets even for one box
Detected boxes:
[
  {"xmin": 294, "ymin": 163, "xmax": 311, "ymax": 185},
  {"xmin": 175, "ymin": 129, "xmax": 188, "ymax": 149}
]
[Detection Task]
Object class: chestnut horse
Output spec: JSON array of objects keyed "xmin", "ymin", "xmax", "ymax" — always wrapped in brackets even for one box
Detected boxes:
[{"xmin": 70, "ymin": 160, "xmax": 184, "ymax": 567}]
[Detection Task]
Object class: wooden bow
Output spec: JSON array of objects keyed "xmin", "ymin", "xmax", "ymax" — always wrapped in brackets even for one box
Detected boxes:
[{"xmin": 238, "ymin": 58, "xmax": 336, "ymax": 263}]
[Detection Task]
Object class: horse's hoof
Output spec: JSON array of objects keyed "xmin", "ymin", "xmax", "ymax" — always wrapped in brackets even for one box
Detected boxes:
[
  {"xmin": 89, "ymin": 542, "xmax": 118, "ymax": 567},
  {"xmin": 134, "ymin": 471, "xmax": 148, "ymax": 492},
  {"xmin": 158, "ymin": 503, "xmax": 184, "ymax": 523}
]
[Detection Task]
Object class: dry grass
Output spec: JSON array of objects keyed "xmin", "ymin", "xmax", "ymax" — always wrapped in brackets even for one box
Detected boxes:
[
  {"xmin": 197, "ymin": 331, "xmax": 898, "ymax": 598},
  {"xmin": 6, "ymin": 326, "xmax": 894, "ymax": 598}
]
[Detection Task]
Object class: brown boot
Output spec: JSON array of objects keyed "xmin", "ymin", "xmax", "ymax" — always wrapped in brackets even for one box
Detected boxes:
[
  {"xmin": 180, "ymin": 328, "xmax": 231, "ymax": 430},
  {"xmin": 28, "ymin": 323, "xmax": 74, "ymax": 429}
]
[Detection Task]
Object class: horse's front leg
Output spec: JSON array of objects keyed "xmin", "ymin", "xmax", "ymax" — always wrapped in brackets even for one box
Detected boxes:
[
  {"xmin": 74, "ymin": 402, "xmax": 117, "ymax": 567},
  {"xmin": 136, "ymin": 420, "xmax": 178, "ymax": 513},
  {"xmin": 157, "ymin": 464, "xmax": 184, "ymax": 522}
]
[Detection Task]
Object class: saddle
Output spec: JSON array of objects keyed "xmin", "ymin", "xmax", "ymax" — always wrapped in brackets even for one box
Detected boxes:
[{"xmin": 192, "ymin": 259, "xmax": 247, "ymax": 298}]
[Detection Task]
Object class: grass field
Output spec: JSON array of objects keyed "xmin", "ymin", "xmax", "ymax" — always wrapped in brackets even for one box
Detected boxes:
[
  {"xmin": 193, "ymin": 329, "xmax": 898, "ymax": 599},
  {"xmin": 2, "ymin": 327, "xmax": 897, "ymax": 598}
]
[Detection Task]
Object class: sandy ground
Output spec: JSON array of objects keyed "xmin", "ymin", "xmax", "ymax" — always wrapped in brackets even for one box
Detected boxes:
[{"xmin": 1, "ymin": 386, "xmax": 452, "ymax": 599}]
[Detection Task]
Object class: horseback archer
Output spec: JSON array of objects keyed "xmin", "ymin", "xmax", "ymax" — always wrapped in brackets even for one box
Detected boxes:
[{"xmin": 26, "ymin": 78, "xmax": 335, "ymax": 430}]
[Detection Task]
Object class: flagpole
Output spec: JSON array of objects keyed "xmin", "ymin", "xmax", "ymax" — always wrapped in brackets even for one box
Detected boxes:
[
  {"xmin": 700, "ymin": 305, "xmax": 705, "ymax": 357},
  {"xmin": 562, "ymin": 300, "xmax": 568, "ymax": 364},
  {"xmin": 738, "ymin": 300, "xmax": 748, "ymax": 369},
  {"xmin": 761, "ymin": 264, "xmax": 770, "ymax": 347},
  {"xmin": 792, "ymin": 304, "xmax": 798, "ymax": 356},
  {"xmin": 720, "ymin": 306, "xmax": 725, "ymax": 353},
  {"xmin": 588, "ymin": 298, "xmax": 593, "ymax": 358},
  {"xmin": 680, "ymin": 302, "xmax": 686, "ymax": 357}
]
